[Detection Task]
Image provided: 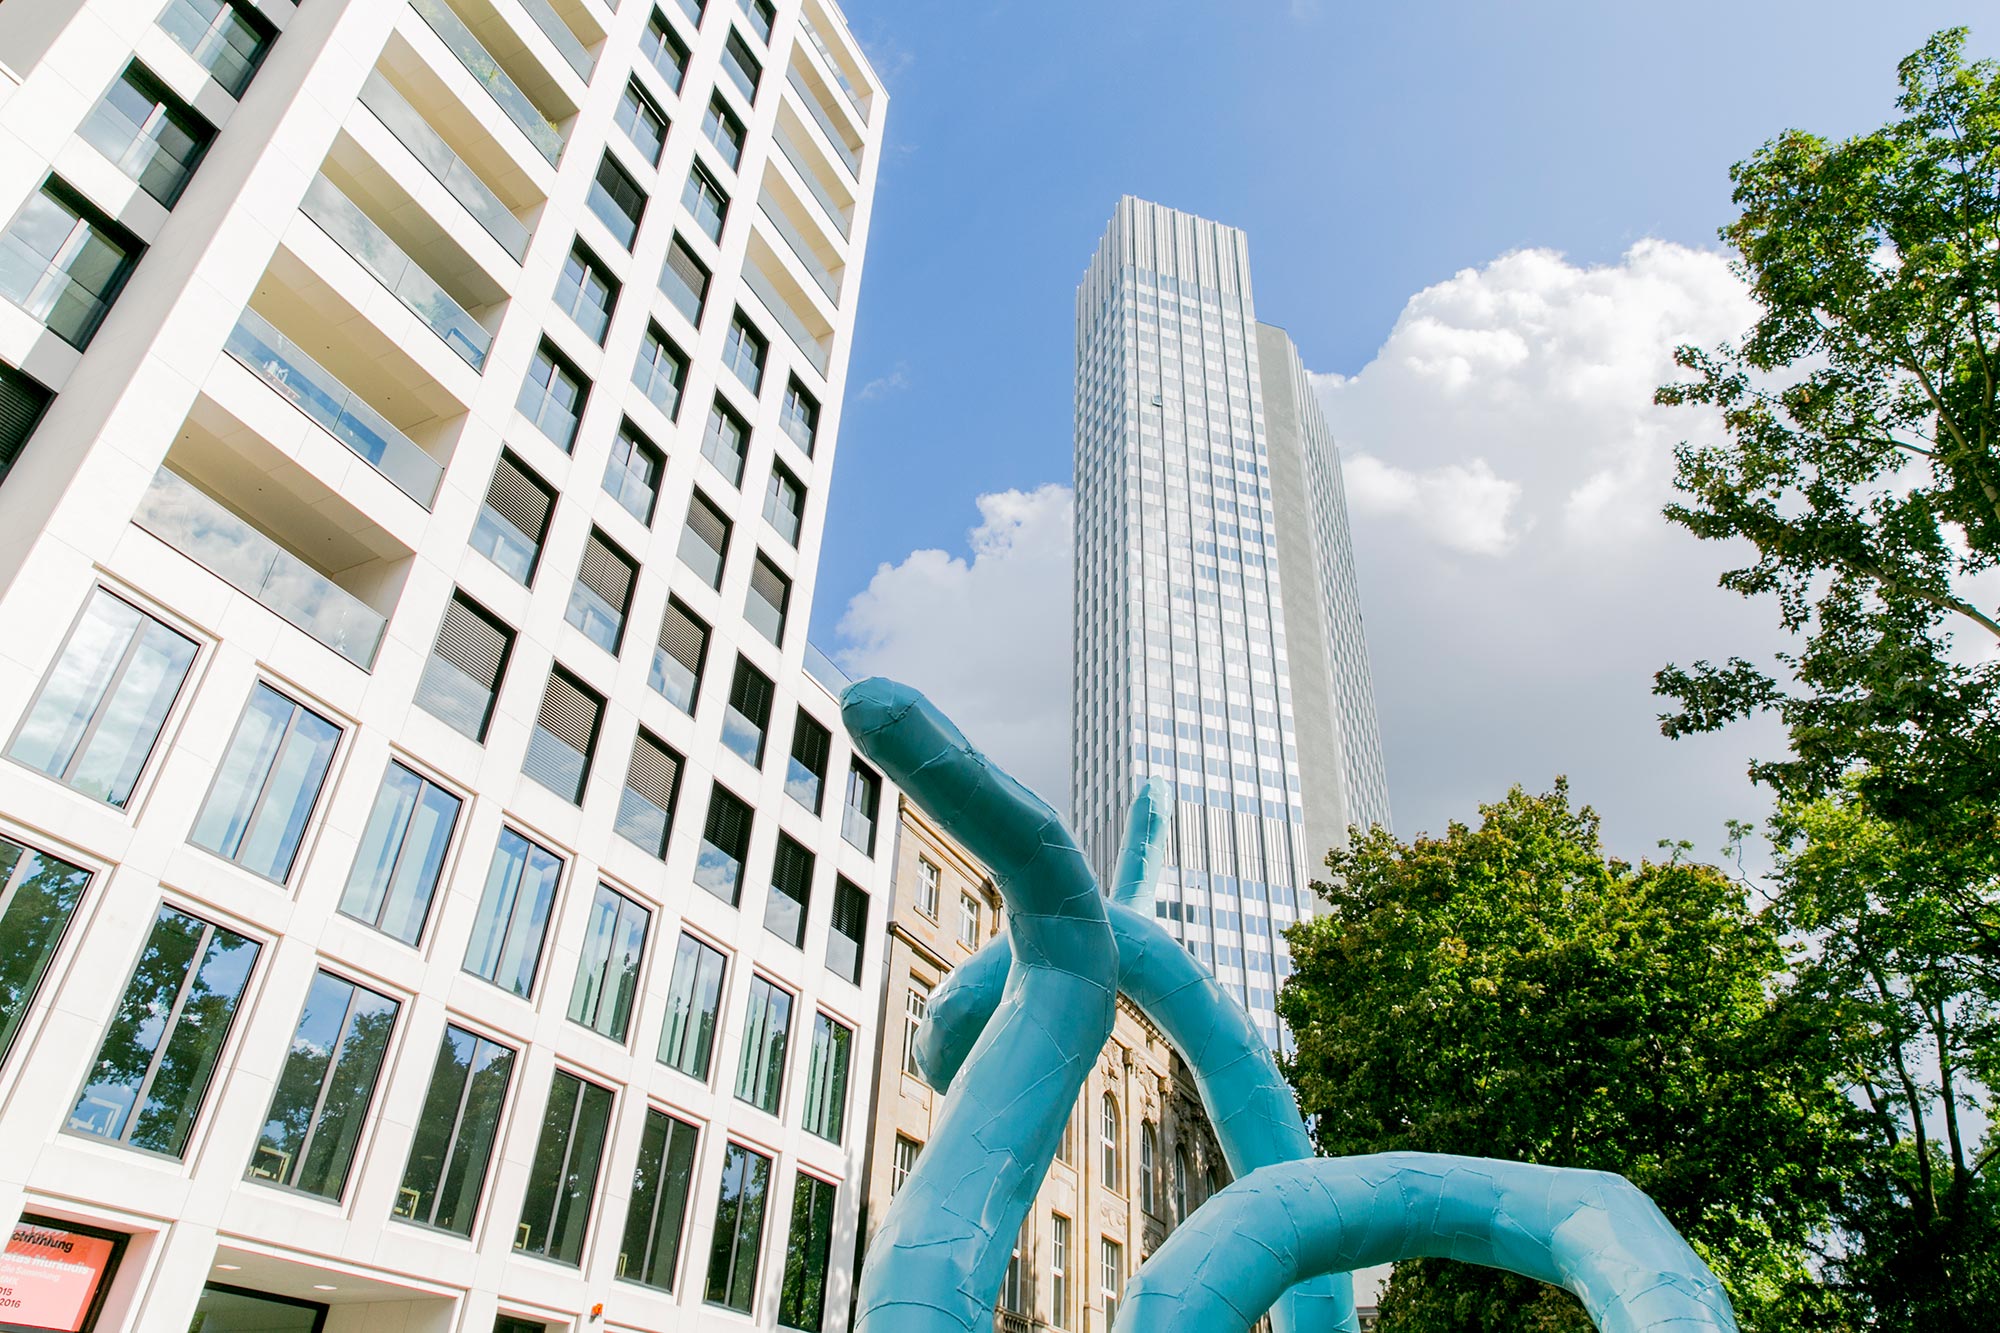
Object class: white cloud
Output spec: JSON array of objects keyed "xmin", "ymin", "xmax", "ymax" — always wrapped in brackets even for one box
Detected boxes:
[
  {"xmin": 859, "ymin": 362, "xmax": 912, "ymax": 401},
  {"xmin": 834, "ymin": 484, "xmax": 1075, "ymax": 808},
  {"xmin": 1343, "ymin": 455, "xmax": 1523, "ymax": 556}
]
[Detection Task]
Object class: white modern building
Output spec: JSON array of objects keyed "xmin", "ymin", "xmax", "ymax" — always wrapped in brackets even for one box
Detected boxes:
[
  {"xmin": 0, "ymin": 0, "xmax": 888, "ymax": 1327},
  {"xmin": 1071, "ymin": 197, "xmax": 1391, "ymax": 1049}
]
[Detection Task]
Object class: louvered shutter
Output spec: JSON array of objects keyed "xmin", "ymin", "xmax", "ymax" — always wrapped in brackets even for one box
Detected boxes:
[
  {"xmin": 729, "ymin": 659, "xmax": 773, "ymax": 726},
  {"xmin": 750, "ymin": 556, "xmax": 789, "ymax": 615},
  {"xmin": 436, "ymin": 594, "xmax": 510, "ymax": 691},
  {"xmin": 0, "ymin": 363, "xmax": 51, "ymax": 474},
  {"xmin": 486, "ymin": 454, "xmax": 553, "ymax": 546},
  {"xmin": 685, "ymin": 493, "xmax": 730, "ymax": 561},
  {"xmin": 658, "ymin": 599, "xmax": 709, "ymax": 675},
  {"xmin": 773, "ymin": 835, "xmax": 813, "ymax": 897},
  {"xmin": 665, "ymin": 237, "xmax": 709, "ymax": 306},
  {"xmin": 704, "ymin": 787, "xmax": 751, "ymax": 859},
  {"xmin": 627, "ymin": 730, "xmax": 683, "ymax": 818},
  {"xmin": 538, "ymin": 671, "xmax": 603, "ymax": 756},
  {"xmin": 789, "ymin": 712, "xmax": 830, "ymax": 778},
  {"xmin": 577, "ymin": 531, "xmax": 635, "ymax": 614}
]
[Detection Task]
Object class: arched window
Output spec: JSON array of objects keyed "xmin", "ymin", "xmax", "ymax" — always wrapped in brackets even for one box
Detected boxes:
[
  {"xmin": 1100, "ymin": 1094, "xmax": 1121, "ymax": 1190},
  {"xmin": 1173, "ymin": 1145, "xmax": 1189, "ymax": 1221},
  {"xmin": 1140, "ymin": 1122, "xmax": 1158, "ymax": 1214}
]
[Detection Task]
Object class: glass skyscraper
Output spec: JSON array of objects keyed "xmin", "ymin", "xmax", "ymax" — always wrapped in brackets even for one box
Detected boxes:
[{"xmin": 1072, "ymin": 197, "xmax": 1390, "ymax": 1046}]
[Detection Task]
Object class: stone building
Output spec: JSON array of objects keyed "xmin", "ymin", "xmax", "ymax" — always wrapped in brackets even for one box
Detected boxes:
[{"xmin": 856, "ymin": 795, "xmax": 1237, "ymax": 1332}]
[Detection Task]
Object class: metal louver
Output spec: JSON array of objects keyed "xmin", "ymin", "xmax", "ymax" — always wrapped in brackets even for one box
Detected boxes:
[
  {"xmin": 749, "ymin": 556, "xmax": 789, "ymax": 613},
  {"xmin": 789, "ymin": 712, "xmax": 830, "ymax": 776},
  {"xmin": 538, "ymin": 670, "xmax": 602, "ymax": 754},
  {"xmin": 486, "ymin": 454, "xmax": 554, "ymax": 544},
  {"xmin": 704, "ymin": 786, "xmax": 751, "ymax": 857},
  {"xmin": 729, "ymin": 658, "xmax": 773, "ymax": 724},
  {"xmin": 627, "ymin": 731, "xmax": 682, "ymax": 816},
  {"xmin": 577, "ymin": 531, "xmax": 636, "ymax": 611},
  {"xmin": 658, "ymin": 599, "xmax": 709, "ymax": 674},
  {"xmin": 435, "ymin": 594, "xmax": 511, "ymax": 689}
]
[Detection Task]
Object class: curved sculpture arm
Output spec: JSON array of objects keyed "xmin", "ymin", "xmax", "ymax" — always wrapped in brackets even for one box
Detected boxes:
[
  {"xmin": 1112, "ymin": 1154, "xmax": 1739, "ymax": 1333},
  {"xmin": 914, "ymin": 781, "xmax": 1355, "ymax": 1333},
  {"xmin": 844, "ymin": 679, "xmax": 1118, "ymax": 1333}
]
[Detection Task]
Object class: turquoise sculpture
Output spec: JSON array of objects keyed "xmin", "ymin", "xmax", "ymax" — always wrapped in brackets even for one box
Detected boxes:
[{"xmin": 842, "ymin": 678, "xmax": 1738, "ymax": 1333}]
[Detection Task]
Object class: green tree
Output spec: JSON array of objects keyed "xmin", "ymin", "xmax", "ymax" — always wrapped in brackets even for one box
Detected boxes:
[{"xmin": 1277, "ymin": 782, "xmax": 1855, "ymax": 1333}]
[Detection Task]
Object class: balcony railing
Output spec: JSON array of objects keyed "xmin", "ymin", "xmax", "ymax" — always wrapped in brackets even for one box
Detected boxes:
[
  {"xmin": 409, "ymin": 0, "xmax": 564, "ymax": 164},
  {"xmin": 359, "ymin": 70, "xmax": 530, "ymax": 261},
  {"xmin": 804, "ymin": 641, "xmax": 848, "ymax": 695},
  {"xmin": 797, "ymin": 14, "xmax": 869, "ymax": 125},
  {"xmin": 0, "ymin": 234, "xmax": 111, "ymax": 349},
  {"xmin": 300, "ymin": 172, "xmax": 492, "ymax": 371},
  {"xmin": 773, "ymin": 118, "xmax": 850, "ymax": 238},
  {"xmin": 743, "ymin": 262, "xmax": 829, "ymax": 376},
  {"xmin": 785, "ymin": 64, "xmax": 858, "ymax": 177},
  {"xmin": 134, "ymin": 467, "xmax": 386, "ymax": 669},
  {"xmin": 224, "ymin": 307, "xmax": 443, "ymax": 507},
  {"xmin": 758, "ymin": 194, "xmax": 839, "ymax": 303},
  {"xmin": 514, "ymin": 0, "xmax": 593, "ymax": 79}
]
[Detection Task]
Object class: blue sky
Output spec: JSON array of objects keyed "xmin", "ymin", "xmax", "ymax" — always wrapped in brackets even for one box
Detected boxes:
[{"xmin": 809, "ymin": 2, "xmax": 1989, "ymax": 856}]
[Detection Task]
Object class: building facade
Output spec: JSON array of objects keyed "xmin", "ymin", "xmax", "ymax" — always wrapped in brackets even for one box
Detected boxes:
[
  {"xmin": 0, "ymin": 0, "xmax": 889, "ymax": 1328},
  {"xmin": 1070, "ymin": 196, "xmax": 1391, "ymax": 1047},
  {"xmin": 857, "ymin": 796, "xmax": 1237, "ymax": 1333}
]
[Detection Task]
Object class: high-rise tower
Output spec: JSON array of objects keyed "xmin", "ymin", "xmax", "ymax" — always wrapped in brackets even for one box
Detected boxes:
[
  {"xmin": 1071, "ymin": 197, "xmax": 1390, "ymax": 1046},
  {"xmin": 0, "ymin": 0, "xmax": 890, "ymax": 1328}
]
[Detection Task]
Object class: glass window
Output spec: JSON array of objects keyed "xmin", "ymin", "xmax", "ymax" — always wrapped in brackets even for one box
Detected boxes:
[
  {"xmin": 746, "ymin": 554, "xmax": 790, "ymax": 646},
  {"xmin": 675, "ymin": 0, "xmax": 705, "ymax": 27},
  {"xmin": 157, "ymin": 0, "xmax": 270, "ymax": 96},
  {"xmin": 780, "ymin": 377, "xmax": 818, "ymax": 455},
  {"xmin": 395, "ymin": 1025, "xmax": 515, "ymax": 1235},
  {"xmin": 826, "ymin": 877, "xmax": 866, "ymax": 985},
  {"xmin": 616, "ymin": 728, "xmax": 682, "ymax": 858},
  {"xmin": 799, "ymin": 1013, "xmax": 850, "ymax": 1143},
  {"xmin": 1140, "ymin": 1122, "xmax": 1158, "ymax": 1214},
  {"xmin": 957, "ymin": 891, "xmax": 980, "ymax": 950},
  {"xmin": 1002, "ymin": 1221, "xmax": 1027, "ymax": 1313},
  {"xmin": 704, "ymin": 1142, "xmax": 770, "ymax": 1314},
  {"xmin": 890, "ymin": 1135, "xmax": 919, "ymax": 1196},
  {"xmin": 463, "ymin": 828, "xmax": 564, "ymax": 998},
  {"xmin": 618, "ymin": 1107, "xmax": 699, "ymax": 1290},
  {"xmin": 632, "ymin": 323, "xmax": 688, "ymax": 419},
  {"xmin": 554, "ymin": 243, "xmax": 618, "ymax": 344},
  {"xmin": 763, "ymin": 834, "xmax": 812, "ymax": 947},
  {"xmin": 190, "ymin": 684, "xmax": 341, "ymax": 884},
  {"xmin": 914, "ymin": 857, "xmax": 940, "ymax": 919},
  {"xmin": 588, "ymin": 154, "xmax": 646, "ymax": 249},
  {"xmin": 660, "ymin": 234, "xmax": 711, "ymax": 325},
  {"xmin": 0, "ymin": 836, "xmax": 91, "ymax": 1071},
  {"xmin": 678, "ymin": 489, "xmax": 732, "ymax": 588},
  {"xmin": 567, "ymin": 883, "xmax": 649, "ymax": 1043},
  {"xmin": 248, "ymin": 970, "xmax": 400, "ymax": 1200},
  {"xmin": 658, "ymin": 932, "xmax": 726, "ymax": 1080},
  {"xmin": 900, "ymin": 980, "xmax": 928, "ymax": 1080},
  {"xmin": 565, "ymin": 530, "xmax": 636, "ymax": 655},
  {"xmin": 67, "ymin": 903, "xmax": 258, "ymax": 1157},
  {"xmin": 733, "ymin": 975, "xmax": 791, "ymax": 1114},
  {"xmin": 784, "ymin": 710, "xmax": 829, "ymax": 813},
  {"xmin": 1101, "ymin": 1095, "xmax": 1121, "ymax": 1190},
  {"xmin": 1051, "ymin": 1214, "xmax": 1071, "ymax": 1329},
  {"xmin": 776, "ymin": 1173, "xmax": 837, "ymax": 1331},
  {"xmin": 79, "ymin": 63, "xmax": 214, "ymax": 207},
  {"xmin": 723, "ymin": 656, "xmax": 772, "ymax": 767},
  {"xmin": 694, "ymin": 783, "xmax": 752, "ymax": 905},
  {"xmin": 702, "ymin": 95, "xmax": 745, "ymax": 170},
  {"xmin": 0, "ymin": 180, "xmax": 139, "ymax": 349},
  {"xmin": 614, "ymin": 80, "xmax": 668, "ymax": 166},
  {"xmin": 603, "ymin": 421, "xmax": 663, "ymax": 525},
  {"xmin": 1101, "ymin": 1238, "xmax": 1124, "ymax": 1325},
  {"xmin": 682, "ymin": 164, "xmax": 728, "ymax": 243},
  {"xmin": 1173, "ymin": 1146, "xmax": 1188, "ymax": 1220},
  {"xmin": 516, "ymin": 1070, "xmax": 614, "ymax": 1265},
  {"xmin": 764, "ymin": 463, "xmax": 804, "ymax": 546},
  {"xmin": 416, "ymin": 591, "xmax": 513, "ymax": 741},
  {"xmin": 9, "ymin": 588, "xmax": 196, "ymax": 807},
  {"xmin": 471, "ymin": 451, "xmax": 555, "ymax": 584},
  {"xmin": 339, "ymin": 761, "xmax": 460, "ymax": 946},
  {"xmin": 700, "ymin": 397, "xmax": 749, "ymax": 486},
  {"xmin": 639, "ymin": 9, "xmax": 690, "ymax": 90},
  {"xmin": 722, "ymin": 310, "xmax": 767, "ymax": 394},
  {"xmin": 523, "ymin": 668, "xmax": 603, "ymax": 803},
  {"xmin": 650, "ymin": 596, "xmax": 708, "ymax": 714},
  {"xmin": 738, "ymin": 0, "xmax": 775, "ymax": 43},
  {"xmin": 517, "ymin": 340, "xmax": 587, "ymax": 451},
  {"xmin": 720, "ymin": 32, "xmax": 761, "ymax": 101},
  {"xmin": 1055, "ymin": 1111, "xmax": 1073, "ymax": 1166},
  {"xmin": 842, "ymin": 761, "xmax": 880, "ymax": 855}
]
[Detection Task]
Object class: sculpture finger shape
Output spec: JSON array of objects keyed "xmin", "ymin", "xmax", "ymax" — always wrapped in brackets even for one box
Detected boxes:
[
  {"xmin": 844, "ymin": 679, "xmax": 1118, "ymax": 1333},
  {"xmin": 1112, "ymin": 1154, "xmax": 1740, "ymax": 1333},
  {"xmin": 913, "ymin": 780, "xmax": 1357, "ymax": 1333}
]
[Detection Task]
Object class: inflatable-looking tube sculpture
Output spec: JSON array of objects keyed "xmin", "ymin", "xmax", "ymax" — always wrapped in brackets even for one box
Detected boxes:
[
  {"xmin": 845, "ymin": 679, "xmax": 1739, "ymax": 1333},
  {"xmin": 916, "ymin": 778, "xmax": 1356, "ymax": 1333}
]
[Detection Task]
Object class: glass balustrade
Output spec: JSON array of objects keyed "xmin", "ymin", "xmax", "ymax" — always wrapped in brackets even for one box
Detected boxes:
[
  {"xmin": 133, "ymin": 468, "xmax": 387, "ymax": 669},
  {"xmin": 158, "ymin": 0, "xmax": 266, "ymax": 98},
  {"xmin": 785, "ymin": 65, "xmax": 858, "ymax": 177},
  {"xmin": 358, "ymin": 71, "xmax": 529, "ymax": 261},
  {"xmin": 742, "ymin": 264, "xmax": 828, "ymax": 376},
  {"xmin": 0, "ymin": 233, "xmax": 112, "ymax": 348},
  {"xmin": 796, "ymin": 15, "xmax": 868, "ymax": 124},
  {"xmin": 514, "ymin": 0, "xmax": 593, "ymax": 79},
  {"xmin": 773, "ymin": 119, "xmax": 850, "ymax": 238},
  {"xmin": 757, "ymin": 197, "xmax": 838, "ymax": 302},
  {"xmin": 224, "ymin": 307, "xmax": 443, "ymax": 507},
  {"xmin": 299, "ymin": 173, "xmax": 491, "ymax": 371},
  {"xmin": 409, "ymin": 0, "xmax": 564, "ymax": 164}
]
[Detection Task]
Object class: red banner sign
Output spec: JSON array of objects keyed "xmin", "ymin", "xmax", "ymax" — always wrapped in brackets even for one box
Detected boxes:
[{"xmin": 0, "ymin": 1221, "xmax": 118, "ymax": 1332}]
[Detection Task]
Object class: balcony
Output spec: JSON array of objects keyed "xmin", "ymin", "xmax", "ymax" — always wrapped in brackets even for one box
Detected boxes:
[
  {"xmin": 743, "ymin": 230, "xmax": 831, "ymax": 377},
  {"xmin": 409, "ymin": 0, "xmax": 565, "ymax": 164},
  {"xmin": 785, "ymin": 57, "xmax": 860, "ymax": 178},
  {"xmin": 358, "ymin": 68, "xmax": 530, "ymax": 261},
  {"xmin": 758, "ymin": 167, "xmax": 842, "ymax": 304},
  {"xmin": 134, "ymin": 467, "xmax": 388, "ymax": 669},
  {"xmin": 299, "ymin": 171, "xmax": 495, "ymax": 371},
  {"xmin": 773, "ymin": 106, "xmax": 851, "ymax": 238},
  {"xmin": 797, "ymin": 8, "xmax": 873, "ymax": 126},
  {"xmin": 513, "ymin": 0, "xmax": 596, "ymax": 80},
  {"xmin": 223, "ymin": 306, "xmax": 443, "ymax": 507},
  {"xmin": 0, "ymin": 231, "xmax": 114, "ymax": 350}
]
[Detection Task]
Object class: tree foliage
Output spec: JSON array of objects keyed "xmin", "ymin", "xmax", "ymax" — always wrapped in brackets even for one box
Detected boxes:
[{"xmin": 1277, "ymin": 783, "xmax": 1854, "ymax": 1333}]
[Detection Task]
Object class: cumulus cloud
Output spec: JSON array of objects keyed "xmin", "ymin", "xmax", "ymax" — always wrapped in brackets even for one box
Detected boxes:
[{"xmin": 835, "ymin": 484, "xmax": 1075, "ymax": 807}]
